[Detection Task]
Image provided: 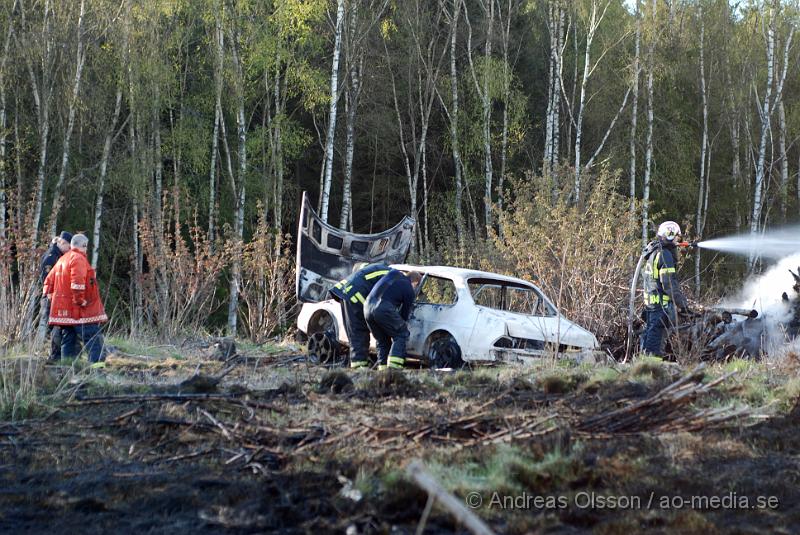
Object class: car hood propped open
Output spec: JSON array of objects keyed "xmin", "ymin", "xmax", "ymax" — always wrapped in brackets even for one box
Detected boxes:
[{"xmin": 295, "ymin": 192, "xmax": 416, "ymax": 303}]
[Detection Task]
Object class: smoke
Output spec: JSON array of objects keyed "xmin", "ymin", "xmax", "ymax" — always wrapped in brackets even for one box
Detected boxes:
[{"xmin": 720, "ymin": 253, "xmax": 800, "ymax": 358}]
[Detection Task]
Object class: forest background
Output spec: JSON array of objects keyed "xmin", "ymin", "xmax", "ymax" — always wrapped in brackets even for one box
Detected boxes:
[{"xmin": 0, "ymin": 0, "xmax": 796, "ymax": 345}]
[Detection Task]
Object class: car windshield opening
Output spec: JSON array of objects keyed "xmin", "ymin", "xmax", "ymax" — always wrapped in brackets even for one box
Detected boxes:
[{"xmin": 468, "ymin": 278, "xmax": 556, "ymax": 317}]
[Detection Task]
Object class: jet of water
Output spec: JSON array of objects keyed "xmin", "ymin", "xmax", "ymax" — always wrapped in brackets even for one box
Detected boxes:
[{"xmin": 697, "ymin": 225, "xmax": 800, "ymax": 259}]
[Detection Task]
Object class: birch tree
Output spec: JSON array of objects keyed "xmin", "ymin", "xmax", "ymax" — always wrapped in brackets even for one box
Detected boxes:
[
  {"xmin": 208, "ymin": 5, "xmax": 224, "ymax": 244},
  {"xmin": 629, "ymin": 0, "xmax": 641, "ymax": 213},
  {"xmin": 226, "ymin": 10, "xmax": 248, "ymax": 337},
  {"xmin": 0, "ymin": 0, "xmax": 15, "ymax": 243},
  {"xmin": 694, "ymin": 7, "xmax": 709, "ymax": 295},
  {"xmin": 319, "ymin": 0, "xmax": 344, "ymax": 223},
  {"xmin": 641, "ymin": 0, "xmax": 656, "ymax": 244},
  {"xmin": 384, "ymin": 0, "xmax": 451, "ymax": 253},
  {"xmin": 749, "ymin": 3, "xmax": 793, "ymax": 269},
  {"xmin": 18, "ymin": 0, "xmax": 58, "ymax": 245},
  {"xmin": 340, "ymin": 0, "xmax": 389, "ymax": 230},
  {"xmin": 464, "ymin": 0, "xmax": 495, "ymax": 232},
  {"xmin": 47, "ymin": 0, "xmax": 86, "ymax": 239},
  {"xmin": 543, "ymin": 0, "xmax": 565, "ymax": 180}
]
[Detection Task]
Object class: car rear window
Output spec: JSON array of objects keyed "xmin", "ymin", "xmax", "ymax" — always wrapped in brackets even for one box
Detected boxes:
[{"xmin": 468, "ymin": 278, "xmax": 556, "ymax": 317}]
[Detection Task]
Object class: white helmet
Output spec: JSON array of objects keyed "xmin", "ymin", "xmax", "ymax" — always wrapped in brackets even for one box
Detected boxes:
[{"xmin": 657, "ymin": 221, "xmax": 681, "ymax": 242}]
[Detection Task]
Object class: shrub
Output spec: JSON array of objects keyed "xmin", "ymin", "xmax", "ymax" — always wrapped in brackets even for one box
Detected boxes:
[
  {"xmin": 138, "ymin": 208, "xmax": 231, "ymax": 337},
  {"xmin": 432, "ymin": 169, "xmax": 641, "ymax": 342},
  {"xmin": 238, "ymin": 211, "xmax": 295, "ymax": 342}
]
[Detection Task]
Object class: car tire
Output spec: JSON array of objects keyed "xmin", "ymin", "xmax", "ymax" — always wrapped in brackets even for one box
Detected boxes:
[
  {"xmin": 425, "ymin": 333, "xmax": 464, "ymax": 369},
  {"xmin": 307, "ymin": 330, "xmax": 341, "ymax": 365},
  {"xmin": 306, "ymin": 311, "xmax": 344, "ymax": 366}
]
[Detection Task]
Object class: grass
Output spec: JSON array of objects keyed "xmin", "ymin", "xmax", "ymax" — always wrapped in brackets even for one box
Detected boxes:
[
  {"xmin": 420, "ymin": 443, "xmax": 588, "ymax": 517},
  {"xmin": 0, "ymin": 357, "xmax": 87, "ymax": 421}
]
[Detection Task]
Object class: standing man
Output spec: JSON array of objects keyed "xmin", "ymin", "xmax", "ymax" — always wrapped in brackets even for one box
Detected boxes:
[
  {"xmin": 39, "ymin": 231, "xmax": 72, "ymax": 361},
  {"xmin": 329, "ymin": 263, "xmax": 391, "ymax": 368},
  {"xmin": 641, "ymin": 221, "xmax": 689, "ymax": 357},
  {"xmin": 43, "ymin": 234, "xmax": 108, "ymax": 367},
  {"xmin": 364, "ymin": 269, "xmax": 422, "ymax": 370}
]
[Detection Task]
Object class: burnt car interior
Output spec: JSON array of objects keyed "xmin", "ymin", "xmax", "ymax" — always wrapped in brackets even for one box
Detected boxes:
[
  {"xmin": 468, "ymin": 278, "xmax": 557, "ymax": 317},
  {"xmin": 415, "ymin": 275, "xmax": 458, "ymax": 306}
]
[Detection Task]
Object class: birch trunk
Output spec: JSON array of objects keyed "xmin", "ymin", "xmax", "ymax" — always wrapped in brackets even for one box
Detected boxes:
[
  {"xmin": 227, "ymin": 26, "xmax": 247, "ymax": 337},
  {"xmin": 544, "ymin": 0, "xmax": 554, "ymax": 173},
  {"xmin": 481, "ymin": 0, "xmax": 494, "ymax": 233},
  {"xmin": 23, "ymin": 0, "xmax": 55, "ymax": 245},
  {"xmin": 273, "ymin": 63, "xmax": 285, "ymax": 235},
  {"xmin": 340, "ymin": 2, "xmax": 363, "ymax": 231},
  {"xmin": 749, "ymin": 10, "xmax": 775, "ymax": 268},
  {"xmin": 498, "ymin": 0, "xmax": 516, "ymax": 233},
  {"xmin": 450, "ymin": 0, "xmax": 464, "ymax": 247},
  {"xmin": 778, "ymin": 99, "xmax": 788, "ymax": 222},
  {"xmin": 694, "ymin": 11, "xmax": 708, "ymax": 296},
  {"xmin": 544, "ymin": 1, "xmax": 563, "ymax": 180},
  {"xmin": 319, "ymin": 0, "xmax": 345, "ymax": 223},
  {"xmin": 629, "ymin": 0, "xmax": 640, "ymax": 212},
  {"xmin": 208, "ymin": 9, "xmax": 224, "ymax": 244},
  {"xmin": 0, "ymin": 7, "xmax": 13, "ymax": 242},
  {"xmin": 91, "ymin": 85, "xmax": 122, "ymax": 269},
  {"xmin": 48, "ymin": 0, "xmax": 86, "ymax": 238},
  {"xmin": 574, "ymin": 2, "xmax": 595, "ymax": 203},
  {"xmin": 641, "ymin": 0, "xmax": 656, "ymax": 244}
]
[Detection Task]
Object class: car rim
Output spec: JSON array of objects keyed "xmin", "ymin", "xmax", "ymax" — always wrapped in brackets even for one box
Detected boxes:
[{"xmin": 307, "ymin": 331, "xmax": 341, "ymax": 365}]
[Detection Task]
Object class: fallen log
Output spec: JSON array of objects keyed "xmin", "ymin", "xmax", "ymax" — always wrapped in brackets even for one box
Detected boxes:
[{"xmin": 406, "ymin": 460, "xmax": 496, "ymax": 535}]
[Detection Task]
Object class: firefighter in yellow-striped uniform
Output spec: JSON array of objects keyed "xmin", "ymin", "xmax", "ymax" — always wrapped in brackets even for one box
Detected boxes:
[
  {"xmin": 329, "ymin": 263, "xmax": 391, "ymax": 368},
  {"xmin": 641, "ymin": 221, "xmax": 689, "ymax": 357}
]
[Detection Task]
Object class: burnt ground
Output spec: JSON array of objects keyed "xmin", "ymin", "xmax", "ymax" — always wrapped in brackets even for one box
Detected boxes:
[{"xmin": 2, "ymin": 343, "xmax": 800, "ymax": 534}]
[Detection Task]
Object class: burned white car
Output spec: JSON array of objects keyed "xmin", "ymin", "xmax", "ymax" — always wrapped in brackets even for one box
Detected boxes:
[
  {"xmin": 294, "ymin": 192, "xmax": 599, "ymax": 367},
  {"xmin": 298, "ymin": 264, "xmax": 599, "ymax": 367}
]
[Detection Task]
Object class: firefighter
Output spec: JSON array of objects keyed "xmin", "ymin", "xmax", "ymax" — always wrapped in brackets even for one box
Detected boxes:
[
  {"xmin": 641, "ymin": 221, "xmax": 689, "ymax": 357},
  {"xmin": 329, "ymin": 263, "xmax": 391, "ymax": 368},
  {"xmin": 364, "ymin": 269, "xmax": 422, "ymax": 370}
]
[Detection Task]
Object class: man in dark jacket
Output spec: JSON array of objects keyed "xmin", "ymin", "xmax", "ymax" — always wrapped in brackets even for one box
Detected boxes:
[
  {"xmin": 364, "ymin": 269, "xmax": 422, "ymax": 370},
  {"xmin": 329, "ymin": 263, "xmax": 391, "ymax": 368},
  {"xmin": 39, "ymin": 231, "xmax": 72, "ymax": 361},
  {"xmin": 641, "ymin": 221, "xmax": 689, "ymax": 357}
]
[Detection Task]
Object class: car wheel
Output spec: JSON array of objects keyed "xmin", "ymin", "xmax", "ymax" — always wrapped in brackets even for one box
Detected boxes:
[
  {"xmin": 306, "ymin": 311, "xmax": 344, "ymax": 366},
  {"xmin": 425, "ymin": 333, "xmax": 464, "ymax": 369},
  {"xmin": 307, "ymin": 331, "xmax": 342, "ymax": 365}
]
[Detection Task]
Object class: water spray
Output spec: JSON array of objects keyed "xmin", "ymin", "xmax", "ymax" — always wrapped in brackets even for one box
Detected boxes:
[{"xmin": 696, "ymin": 225, "xmax": 800, "ymax": 259}]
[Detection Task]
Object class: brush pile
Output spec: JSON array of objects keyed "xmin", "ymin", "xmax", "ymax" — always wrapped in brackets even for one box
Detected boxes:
[{"xmin": 577, "ymin": 364, "xmax": 748, "ymax": 433}]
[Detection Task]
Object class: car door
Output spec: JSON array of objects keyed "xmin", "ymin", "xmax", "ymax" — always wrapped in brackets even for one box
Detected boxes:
[{"xmin": 405, "ymin": 274, "xmax": 464, "ymax": 355}]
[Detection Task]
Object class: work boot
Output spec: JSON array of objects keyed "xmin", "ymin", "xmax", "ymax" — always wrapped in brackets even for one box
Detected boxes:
[
  {"xmin": 349, "ymin": 359, "xmax": 369, "ymax": 370},
  {"xmin": 387, "ymin": 355, "xmax": 405, "ymax": 370}
]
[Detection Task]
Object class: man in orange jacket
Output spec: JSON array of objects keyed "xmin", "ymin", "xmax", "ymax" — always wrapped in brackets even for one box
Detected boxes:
[{"xmin": 43, "ymin": 233, "xmax": 108, "ymax": 367}]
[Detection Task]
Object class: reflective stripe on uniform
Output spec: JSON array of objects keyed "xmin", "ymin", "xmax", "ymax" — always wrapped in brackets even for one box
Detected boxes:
[
  {"xmin": 350, "ymin": 295, "xmax": 359, "ymax": 303},
  {"xmin": 364, "ymin": 270, "xmax": 390, "ymax": 280},
  {"xmin": 378, "ymin": 364, "xmax": 388, "ymax": 371},
  {"xmin": 388, "ymin": 355, "xmax": 404, "ymax": 368},
  {"xmin": 354, "ymin": 292, "xmax": 366, "ymax": 304},
  {"xmin": 648, "ymin": 294, "xmax": 670, "ymax": 305},
  {"xmin": 350, "ymin": 360, "xmax": 368, "ymax": 369}
]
